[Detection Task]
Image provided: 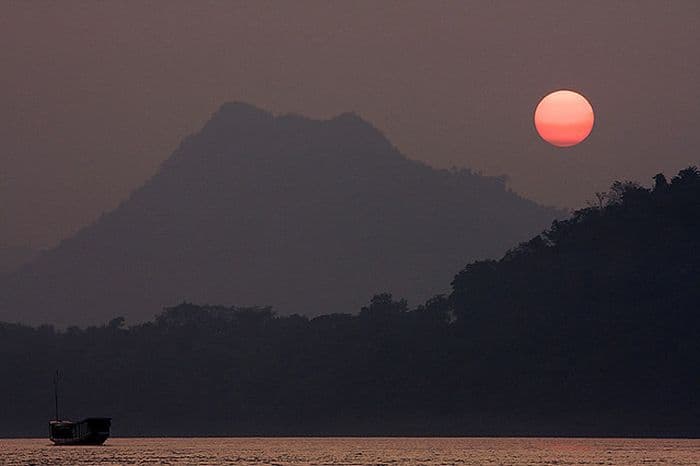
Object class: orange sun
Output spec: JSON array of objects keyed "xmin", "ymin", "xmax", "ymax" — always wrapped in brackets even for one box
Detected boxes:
[{"xmin": 534, "ymin": 90, "xmax": 594, "ymax": 147}]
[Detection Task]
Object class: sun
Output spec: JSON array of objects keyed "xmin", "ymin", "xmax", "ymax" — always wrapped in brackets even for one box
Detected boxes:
[{"xmin": 534, "ymin": 90, "xmax": 594, "ymax": 147}]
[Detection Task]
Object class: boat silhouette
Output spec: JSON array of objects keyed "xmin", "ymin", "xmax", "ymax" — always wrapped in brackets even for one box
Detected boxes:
[{"xmin": 48, "ymin": 371, "xmax": 111, "ymax": 445}]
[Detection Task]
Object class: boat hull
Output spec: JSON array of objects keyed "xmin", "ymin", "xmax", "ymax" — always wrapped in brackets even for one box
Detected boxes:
[{"xmin": 49, "ymin": 418, "xmax": 111, "ymax": 446}]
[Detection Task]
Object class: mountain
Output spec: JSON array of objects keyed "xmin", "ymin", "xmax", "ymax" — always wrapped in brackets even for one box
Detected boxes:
[
  {"xmin": 0, "ymin": 245, "xmax": 35, "ymax": 277},
  {"xmin": 0, "ymin": 102, "xmax": 559, "ymax": 325}
]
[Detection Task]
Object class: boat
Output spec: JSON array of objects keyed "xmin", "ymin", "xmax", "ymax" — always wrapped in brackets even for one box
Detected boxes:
[
  {"xmin": 48, "ymin": 371, "xmax": 111, "ymax": 445},
  {"xmin": 49, "ymin": 418, "xmax": 112, "ymax": 445}
]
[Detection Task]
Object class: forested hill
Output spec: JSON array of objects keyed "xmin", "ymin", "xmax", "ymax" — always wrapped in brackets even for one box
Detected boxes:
[
  {"xmin": 0, "ymin": 167, "xmax": 698, "ymax": 437},
  {"xmin": 448, "ymin": 166, "xmax": 700, "ymax": 435},
  {"xmin": 452, "ymin": 166, "xmax": 700, "ymax": 347},
  {"xmin": 0, "ymin": 102, "xmax": 558, "ymax": 325}
]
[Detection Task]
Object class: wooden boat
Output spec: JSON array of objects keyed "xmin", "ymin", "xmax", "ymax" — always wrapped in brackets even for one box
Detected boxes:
[
  {"xmin": 49, "ymin": 418, "xmax": 112, "ymax": 445},
  {"xmin": 49, "ymin": 371, "xmax": 111, "ymax": 445}
]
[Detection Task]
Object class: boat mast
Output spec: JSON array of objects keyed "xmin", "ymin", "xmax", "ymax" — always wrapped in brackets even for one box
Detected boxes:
[{"xmin": 53, "ymin": 370, "xmax": 60, "ymax": 421}]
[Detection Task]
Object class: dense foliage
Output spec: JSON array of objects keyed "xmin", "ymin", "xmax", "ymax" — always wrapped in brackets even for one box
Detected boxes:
[{"xmin": 1, "ymin": 168, "xmax": 698, "ymax": 437}]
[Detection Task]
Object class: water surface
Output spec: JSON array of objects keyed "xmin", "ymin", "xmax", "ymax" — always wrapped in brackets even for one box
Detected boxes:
[{"xmin": 1, "ymin": 437, "xmax": 698, "ymax": 465}]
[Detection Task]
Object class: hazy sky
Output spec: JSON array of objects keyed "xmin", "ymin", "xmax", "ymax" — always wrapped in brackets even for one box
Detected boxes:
[{"xmin": 2, "ymin": 1, "xmax": 699, "ymax": 248}]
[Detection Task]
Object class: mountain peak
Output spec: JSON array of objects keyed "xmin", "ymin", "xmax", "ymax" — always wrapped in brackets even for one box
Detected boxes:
[
  {"xmin": 216, "ymin": 101, "xmax": 272, "ymax": 119},
  {"xmin": 204, "ymin": 101, "xmax": 274, "ymax": 131},
  {"xmin": 328, "ymin": 111, "xmax": 382, "ymax": 135},
  {"xmin": 331, "ymin": 111, "xmax": 365, "ymax": 123},
  {"xmin": 208, "ymin": 102, "xmax": 381, "ymax": 137}
]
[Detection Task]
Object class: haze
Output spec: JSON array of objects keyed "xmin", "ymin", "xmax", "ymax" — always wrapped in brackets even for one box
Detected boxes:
[{"xmin": 1, "ymin": 1, "xmax": 699, "ymax": 249}]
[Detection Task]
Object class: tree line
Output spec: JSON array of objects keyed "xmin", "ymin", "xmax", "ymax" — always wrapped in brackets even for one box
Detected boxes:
[{"xmin": 1, "ymin": 167, "xmax": 698, "ymax": 437}]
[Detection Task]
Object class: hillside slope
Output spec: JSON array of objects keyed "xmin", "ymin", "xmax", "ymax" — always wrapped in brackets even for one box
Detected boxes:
[
  {"xmin": 0, "ymin": 169, "xmax": 698, "ymax": 437},
  {"xmin": 0, "ymin": 103, "xmax": 558, "ymax": 325}
]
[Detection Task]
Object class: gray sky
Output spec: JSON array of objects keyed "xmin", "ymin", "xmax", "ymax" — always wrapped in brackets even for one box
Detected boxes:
[{"xmin": 1, "ymin": 1, "xmax": 699, "ymax": 248}]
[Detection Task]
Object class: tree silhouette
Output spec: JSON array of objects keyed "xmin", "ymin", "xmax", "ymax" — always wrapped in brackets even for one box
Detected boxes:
[{"xmin": 0, "ymin": 167, "xmax": 698, "ymax": 438}]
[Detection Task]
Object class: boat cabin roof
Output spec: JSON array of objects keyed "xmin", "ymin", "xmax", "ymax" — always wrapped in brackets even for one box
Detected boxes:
[{"xmin": 50, "ymin": 417, "xmax": 111, "ymax": 425}]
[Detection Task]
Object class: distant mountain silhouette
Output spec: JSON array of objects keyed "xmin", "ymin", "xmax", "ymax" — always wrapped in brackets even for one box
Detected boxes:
[{"xmin": 0, "ymin": 102, "xmax": 559, "ymax": 325}]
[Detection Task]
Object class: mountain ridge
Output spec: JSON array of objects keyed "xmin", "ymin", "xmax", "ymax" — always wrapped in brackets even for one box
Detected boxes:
[{"xmin": 0, "ymin": 103, "xmax": 561, "ymax": 325}]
